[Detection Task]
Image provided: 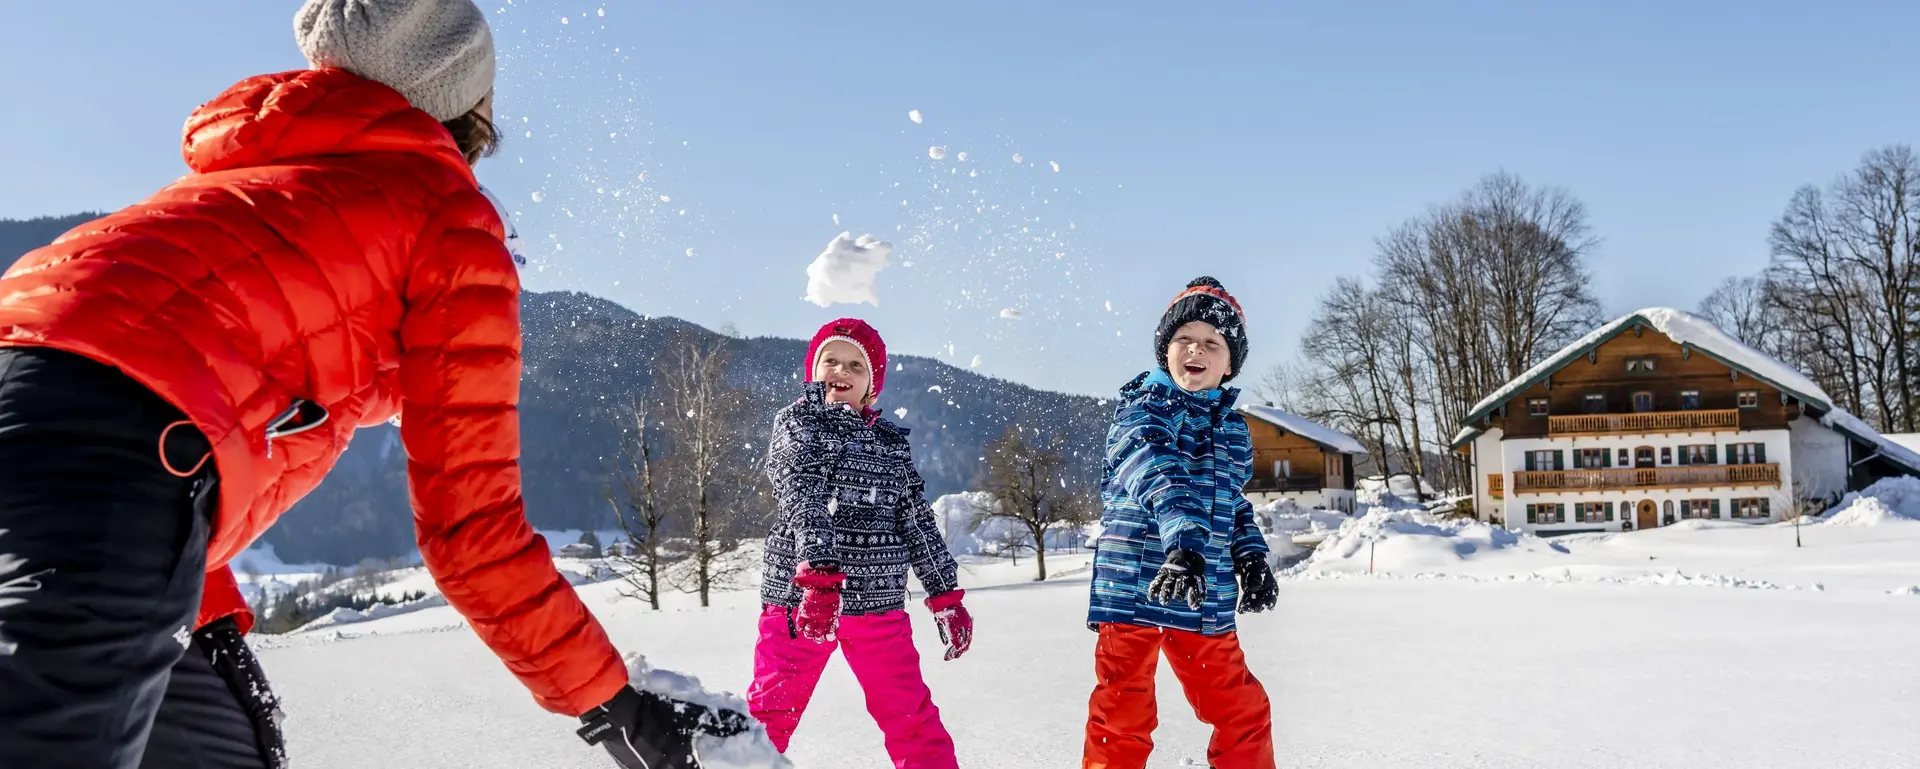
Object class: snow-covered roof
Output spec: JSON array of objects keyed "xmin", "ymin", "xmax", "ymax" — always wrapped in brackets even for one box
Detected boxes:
[
  {"xmin": 1820, "ymin": 409, "xmax": 1920, "ymax": 475},
  {"xmin": 1240, "ymin": 404, "xmax": 1369, "ymax": 455},
  {"xmin": 1449, "ymin": 426, "xmax": 1483, "ymax": 449},
  {"xmin": 1883, "ymin": 433, "xmax": 1920, "ymax": 455},
  {"xmin": 1465, "ymin": 307, "xmax": 1834, "ymax": 424}
]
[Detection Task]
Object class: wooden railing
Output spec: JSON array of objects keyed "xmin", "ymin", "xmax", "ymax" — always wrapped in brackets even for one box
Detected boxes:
[
  {"xmin": 1513, "ymin": 463, "xmax": 1779, "ymax": 493},
  {"xmin": 1547, "ymin": 409, "xmax": 1740, "ymax": 437},
  {"xmin": 1245, "ymin": 477, "xmax": 1324, "ymax": 493},
  {"xmin": 1488, "ymin": 473, "xmax": 1505, "ymax": 499}
]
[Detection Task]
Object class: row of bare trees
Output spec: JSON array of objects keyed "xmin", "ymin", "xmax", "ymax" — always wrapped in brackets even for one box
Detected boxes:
[
  {"xmin": 1700, "ymin": 144, "xmax": 1920, "ymax": 434},
  {"xmin": 1259, "ymin": 172, "xmax": 1605, "ymax": 496},
  {"xmin": 606, "ymin": 332, "xmax": 767, "ymax": 608}
]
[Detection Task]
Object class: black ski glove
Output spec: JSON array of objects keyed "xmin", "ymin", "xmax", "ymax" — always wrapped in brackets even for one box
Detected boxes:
[
  {"xmin": 1147, "ymin": 548, "xmax": 1208, "ymax": 610},
  {"xmin": 578, "ymin": 686, "xmax": 752, "ymax": 769},
  {"xmin": 1235, "ymin": 553, "xmax": 1278, "ymax": 614}
]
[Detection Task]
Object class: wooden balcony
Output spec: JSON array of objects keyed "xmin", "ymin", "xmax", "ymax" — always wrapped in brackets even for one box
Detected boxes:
[
  {"xmin": 1487, "ymin": 473, "xmax": 1505, "ymax": 499},
  {"xmin": 1547, "ymin": 409, "xmax": 1740, "ymax": 438},
  {"xmin": 1512, "ymin": 463, "xmax": 1780, "ymax": 494}
]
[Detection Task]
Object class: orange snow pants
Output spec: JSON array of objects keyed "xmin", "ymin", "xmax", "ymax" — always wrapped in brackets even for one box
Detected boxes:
[{"xmin": 1083, "ymin": 623, "xmax": 1275, "ymax": 769}]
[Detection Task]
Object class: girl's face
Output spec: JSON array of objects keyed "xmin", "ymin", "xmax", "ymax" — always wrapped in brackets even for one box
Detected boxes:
[
  {"xmin": 1166, "ymin": 321, "xmax": 1231, "ymax": 392},
  {"xmin": 814, "ymin": 340, "xmax": 873, "ymax": 407}
]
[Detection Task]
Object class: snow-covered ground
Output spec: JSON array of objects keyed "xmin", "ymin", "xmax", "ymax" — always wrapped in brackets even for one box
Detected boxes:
[{"xmin": 254, "ymin": 500, "xmax": 1920, "ymax": 768}]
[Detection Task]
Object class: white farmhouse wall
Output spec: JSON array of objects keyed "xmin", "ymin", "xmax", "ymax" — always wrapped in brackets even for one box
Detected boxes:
[
  {"xmin": 1789, "ymin": 415, "xmax": 1850, "ymax": 503},
  {"xmin": 1492, "ymin": 428, "xmax": 1795, "ymax": 533},
  {"xmin": 1472, "ymin": 428, "xmax": 1505, "ymax": 523}
]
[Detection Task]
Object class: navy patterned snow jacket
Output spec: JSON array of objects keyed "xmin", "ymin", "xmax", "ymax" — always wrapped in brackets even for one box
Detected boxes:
[
  {"xmin": 1088, "ymin": 369, "xmax": 1268, "ymax": 635},
  {"xmin": 760, "ymin": 382, "xmax": 962, "ymax": 616}
]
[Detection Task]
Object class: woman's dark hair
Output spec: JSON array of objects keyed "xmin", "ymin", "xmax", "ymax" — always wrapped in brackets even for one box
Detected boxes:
[{"xmin": 442, "ymin": 108, "xmax": 500, "ymax": 165}]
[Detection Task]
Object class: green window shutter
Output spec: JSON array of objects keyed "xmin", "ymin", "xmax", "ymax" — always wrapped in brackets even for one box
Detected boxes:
[
  {"xmin": 1708, "ymin": 445, "xmax": 1719, "ymax": 464},
  {"xmin": 1527, "ymin": 506, "xmax": 1537, "ymax": 524},
  {"xmin": 1606, "ymin": 501, "xmax": 1616, "ymax": 521},
  {"xmin": 1756, "ymin": 443, "xmax": 1766, "ymax": 464},
  {"xmin": 1554, "ymin": 451, "xmax": 1565, "ymax": 471},
  {"xmin": 1525, "ymin": 452, "xmax": 1536, "ymax": 472},
  {"xmin": 1761, "ymin": 498, "xmax": 1771, "ymax": 516},
  {"xmin": 1571, "ymin": 451, "xmax": 1582, "ymax": 469},
  {"xmin": 1678, "ymin": 448, "xmax": 1690, "ymax": 466},
  {"xmin": 1712, "ymin": 499, "xmax": 1723, "ymax": 518}
]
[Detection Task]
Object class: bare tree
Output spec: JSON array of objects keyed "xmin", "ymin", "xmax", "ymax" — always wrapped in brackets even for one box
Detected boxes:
[
  {"xmin": 655, "ymin": 331, "xmax": 760, "ymax": 607},
  {"xmin": 1766, "ymin": 145, "xmax": 1920, "ymax": 432},
  {"xmin": 1698, "ymin": 275, "xmax": 1782, "ymax": 353},
  {"xmin": 973, "ymin": 425, "xmax": 1099, "ymax": 581},
  {"xmin": 608, "ymin": 397, "xmax": 676, "ymax": 609}
]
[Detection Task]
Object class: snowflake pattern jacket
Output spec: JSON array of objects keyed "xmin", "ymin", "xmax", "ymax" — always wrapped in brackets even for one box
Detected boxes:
[
  {"xmin": 1088, "ymin": 370, "xmax": 1268, "ymax": 635},
  {"xmin": 760, "ymin": 382, "xmax": 961, "ymax": 615}
]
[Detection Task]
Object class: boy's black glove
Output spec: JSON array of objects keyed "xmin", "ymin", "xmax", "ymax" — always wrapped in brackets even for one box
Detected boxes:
[
  {"xmin": 578, "ymin": 686, "xmax": 752, "ymax": 769},
  {"xmin": 1147, "ymin": 548, "xmax": 1208, "ymax": 610},
  {"xmin": 1235, "ymin": 553, "xmax": 1278, "ymax": 614}
]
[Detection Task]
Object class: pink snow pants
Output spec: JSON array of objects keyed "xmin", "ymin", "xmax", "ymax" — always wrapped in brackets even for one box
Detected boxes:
[{"xmin": 747, "ymin": 606, "xmax": 958, "ymax": 769}]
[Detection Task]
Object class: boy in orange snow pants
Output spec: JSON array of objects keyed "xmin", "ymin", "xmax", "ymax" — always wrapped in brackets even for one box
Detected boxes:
[{"xmin": 1083, "ymin": 277, "xmax": 1279, "ymax": 769}]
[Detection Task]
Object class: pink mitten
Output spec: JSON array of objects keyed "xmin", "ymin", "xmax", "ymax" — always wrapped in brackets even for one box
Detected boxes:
[
  {"xmin": 926, "ymin": 590, "xmax": 972, "ymax": 661},
  {"xmin": 791, "ymin": 564, "xmax": 846, "ymax": 642}
]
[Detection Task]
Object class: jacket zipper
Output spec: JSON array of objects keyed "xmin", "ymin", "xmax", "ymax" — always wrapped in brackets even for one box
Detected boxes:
[{"xmin": 265, "ymin": 399, "xmax": 330, "ymax": 458}]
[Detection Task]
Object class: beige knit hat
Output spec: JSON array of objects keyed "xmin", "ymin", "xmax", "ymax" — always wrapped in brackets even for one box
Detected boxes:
[{"xmin": 295, "ymin": 0, "xmax": 496, "ymax": 122}]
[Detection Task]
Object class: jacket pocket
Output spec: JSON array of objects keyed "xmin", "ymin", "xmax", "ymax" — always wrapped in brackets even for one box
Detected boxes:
[{"xmin": 264, "ymin": 399, "xmax": 329, "ymax": 459}]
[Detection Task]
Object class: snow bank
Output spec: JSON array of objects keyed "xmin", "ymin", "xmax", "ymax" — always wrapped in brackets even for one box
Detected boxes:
[
  {"xmin": 624, "ymin": 654, "xmax": 793, "ymax": 769},
  {"xmin": 804, "ymin": 232, "xmax": 893, "ymax": 308},
  {"xmin": 1820, "ymin": 477, "xmax": 1920, "ymax": 526},
  {"xmin": 297, "ymin": 594, "xmax": 450, "ymax": 633},
  {"xmin": 1256, "ymin": 499, "xmax": 1348, "ymax": 535},
  {"xmin": 1293, "ymin": 508, "xmax": 1561, "ymax": 575}
]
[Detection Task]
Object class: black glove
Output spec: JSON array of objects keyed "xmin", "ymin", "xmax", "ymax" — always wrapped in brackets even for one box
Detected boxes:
[
  {"xmin": 1235, "ymin": 553, "xmax": 1278, "ymax": 614},
  {"xmin": 197, "ymin": 618, "xmax": 288, "ymax": 769},
  {"xmin": 1147, "ymin": 548, "xmax": 1207, "ymax": 610},
  {"xmin": 578, "ymin": 686, "xmax": 752, "ymax": 769}
]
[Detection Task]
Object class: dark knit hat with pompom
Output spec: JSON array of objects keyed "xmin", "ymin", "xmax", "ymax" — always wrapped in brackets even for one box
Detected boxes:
[{"xmin": 1154, "ymin": 276, "xmax": 1248, "ymax": 383}]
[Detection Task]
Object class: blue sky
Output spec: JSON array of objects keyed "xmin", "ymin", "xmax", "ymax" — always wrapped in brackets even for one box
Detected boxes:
[{"xmin": 3, "ymin": 1, "xmax": 1916, "ymax": 397}]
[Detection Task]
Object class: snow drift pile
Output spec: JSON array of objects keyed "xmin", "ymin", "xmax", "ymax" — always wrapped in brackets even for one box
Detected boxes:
[
  {"xmin": 1820, "ymin": 476, "xmax": 1920, "ymax": 526},
  {"xmin": 1290, "ymin": 508, "xmax": 1562, "ymax": 575},
  {"xmin": 804, "ymin": 232, "xmax": 893, "ymax": 307},
  {"xmin": 624, "ymin": 654, "xmax": 794, "ymax": 769}
]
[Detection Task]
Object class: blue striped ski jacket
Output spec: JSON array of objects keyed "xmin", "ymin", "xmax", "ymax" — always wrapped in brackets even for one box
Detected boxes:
[{"xmin": 1088, "ymin": 370, "xmax": 1267, "ymax": 635}]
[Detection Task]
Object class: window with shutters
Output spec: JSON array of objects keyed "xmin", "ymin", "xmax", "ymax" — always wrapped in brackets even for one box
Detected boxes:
[
  {"xmin": 1526, "ymin": 450, "xmax": 1561, "ymax": 471},
  {"xmin": 1733, "ymin": 498, "xmax": 1771, "ymax": 519},
  {"xmin": 1526, "ymin": 503, "xmax": 1566, "ymax": 524},
  {"xmin": 1681, "ymin": 499, "xmax": 1717, "ymax": 519},
  {"xmin": 1726, "ymin": 443, "xmax": 1766, "ymax": 465},
  {"xmin": 1626, "ymin": 357, "xmax": 1657, "ymax": 374},
  {"xmin": 1677, "ymin": 444, "xmax": 1716, "ymax": 465},
  {"xmin": 1575, "ymin": 448, "xmax": 1610, "ymax": 469},
  {"xmin": 1527, "ymin": 398, "xmax": 1549, "ymax": 416},
  {"xmin": 1575, "ymin": 502, "xmax": 1611, "ymax": 523},
  {"xmin": 1737, "ymin": 391, "xmax": 1760, "ymax": 409}
]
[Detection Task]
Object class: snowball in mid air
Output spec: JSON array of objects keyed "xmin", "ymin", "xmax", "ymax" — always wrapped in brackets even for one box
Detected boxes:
[
  {"xmin": 969, "ymin": 355, "xmax": 983, "ymax": 368},
  {"xmin": 909, "ymin": 109, "xmax": 924, "ymax": 124},
  {"xmin": 1012, "ymin": 153, "xmax": 1025, "ymax": 164},
  {"xmin": 804, "ymin": 232, "xmax": 894, "ymax": 308},
  {"xmin": 1050, "ymin": 161, "xmax": 1061, "ymax": 173},
  {"xmin": 530, "ymin": 190, "xmax": 545, "ymax": 203},
  {"xmin": 999, "ymin": 308, "xmax": 1022, "ymax": 320},
  {"xmin": 929, "ymin": 146, "xmax": 948, "ymax": 160}
]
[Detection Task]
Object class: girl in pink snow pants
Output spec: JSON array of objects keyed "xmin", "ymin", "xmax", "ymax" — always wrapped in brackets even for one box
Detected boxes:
[{"xmin": 749, "ymin": 319, "xmax": 974, "ymax": 769}]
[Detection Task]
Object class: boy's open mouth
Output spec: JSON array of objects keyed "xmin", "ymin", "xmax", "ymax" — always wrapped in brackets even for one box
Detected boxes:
[{"xmin": 1182, "ymin": 362, "xmax": 1208, "ymax": 375}]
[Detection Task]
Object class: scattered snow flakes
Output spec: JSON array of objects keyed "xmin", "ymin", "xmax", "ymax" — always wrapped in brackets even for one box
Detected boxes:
[
  {"xmin": 969, "ymin": 169, "xmax": 979, "ymax": 178},
  {"xmin": 597, "ymin": 6, "xmax": 605, "ymax": 16},
  {"xmin": 561, "ymin": 15, "xmax": 569, "ymax": 23},
  {"xmin": 659, "ymin": 194, "xmax": 672, "ymax": 202},
  {"xmin": 1050, "ymin": 161, "xmax": 1061, "ymax": 173},
  {"xmin": 894, "ymin": 407, "xmax": 909, "ymax": 419},
  {"xmin": 1012, "ymin": 152, "xmax": 1025, "ymax": 164},
  {"xmin": 832, "ymin": 213, "xmax": 841, "ymax": 226},
  {"xmin": 530, "ymin": 190, "xmax": 545, "ymax": 203},
  {"xmin": 999, "ymin": 308, "xmax": 1022, "ymax": 320},
  {"xmin": 929, "ymin": 146, "xmax": 948, "ymax": 160},
  {"xmin": 928, "ymin": 385, "xmax": 945, "ymax": 393},
  {"xmin": 685, "ymin": 248, "xmax": 697, "ymax": 258},
  {"xmin": 908, "ymin": 109, "xmax": 924, "ymax": 124},
  {"xmin": 685, "ymin": 410, "xmax": 695, "ymax": 419},
  {"xmin": 969, "ymin": 355, "xmax": 983, "ymax": 368},
  {"xmin": 804, "ymin": 232, "xmax": 894, "ymax": 308},
  {"xmin": 1104, "ymin": 300, "xmax": 1113, "ymax": 312},
  {"xmin": 895, "ymin": 363, "xmax": 903, "ymax": 371},
  {"xmin": 637, "ymin": 172, "xmax": 647, "ymax": 182},
  {"xmin": 956, "ymin": 151, "xmax": 969, "ymax": 162}
]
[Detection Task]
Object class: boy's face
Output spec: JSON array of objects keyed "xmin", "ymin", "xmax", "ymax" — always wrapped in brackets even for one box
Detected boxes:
[
  {"xmin": 1165, "ymin": 321, "xmax": 1231, "ymax": 392},
  {"xmin": 814, "ymin": 340, "xmax": 874, "ymax": 407}
]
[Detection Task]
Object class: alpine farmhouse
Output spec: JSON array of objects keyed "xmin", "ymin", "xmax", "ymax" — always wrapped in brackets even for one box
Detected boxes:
[
  {"xmin": 1240, "ymin": 405, "xmax": 1367, "ymax": 514},
  {"xmin": 1453, "ymin": 308, "xmax": 1920, "ymax": 534}
]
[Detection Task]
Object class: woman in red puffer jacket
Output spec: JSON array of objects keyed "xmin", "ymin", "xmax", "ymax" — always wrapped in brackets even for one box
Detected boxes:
[{"xmin": 0, "ymin": 2, "xmax": 739, "ymax": 768}]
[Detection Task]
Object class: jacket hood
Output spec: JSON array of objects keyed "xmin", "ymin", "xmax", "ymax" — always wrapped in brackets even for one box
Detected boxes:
[{"xmin": 182, "ymin": 68, "xmax": 474, "ymax": 182}]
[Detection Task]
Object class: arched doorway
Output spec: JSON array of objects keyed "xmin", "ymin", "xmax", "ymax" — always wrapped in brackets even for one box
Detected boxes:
[{"xmin": 1636, "ymin": 500, "xmax": 1658, "ymax": 529}]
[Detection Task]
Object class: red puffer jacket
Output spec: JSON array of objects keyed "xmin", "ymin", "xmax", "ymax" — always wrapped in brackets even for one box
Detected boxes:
[{"xmin": 0, "ymin": 69, "xmax": 626, "ymax": 716}]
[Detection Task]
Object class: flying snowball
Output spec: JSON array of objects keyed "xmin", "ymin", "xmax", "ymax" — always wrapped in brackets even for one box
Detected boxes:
[
  {"xmin": 929, "ymin": 146, "xmax": 948, "ymax": 160},
  {"xmin": 998, "ymin": 308, "xmax": 1022, "ymax": 320},
  {"xmin": 685, "ymin": 248, "xmax": 696, "ymax": 257},
  {"xmin": 803, "ymin": 232, "xmax": 894, "ymax": 308},
  {"xmin": 957, "ymin": 151, "xmax": 969, "ymax": 162},
  {"xmin": 530, "ymin": 190, "xmax": 545, "ymax": 203},
  {"xmin": 1050, "ymin": 161, "xmax": 1061, "ymax": 173},
  {"xmin": 832, "ymin": 213, "xmax": 840, "ymax": 226},
  {"xmin": 895, "ymin": 408, "xmax": 909, "ymax": 419},
  {"xmin": 1012, "ymin": 153, "xmax": 1024, "ymax": 164},
  {"xmin": 659, "ymin": 195, "xmax": 672, "ymax": 202},
  {"xmin": 908, "ymin": 110, "xmax": 923, "ymax": 124},
  {"xmin": 969, "ymin": 355, "xmax": 983, "ymax": 368}
]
